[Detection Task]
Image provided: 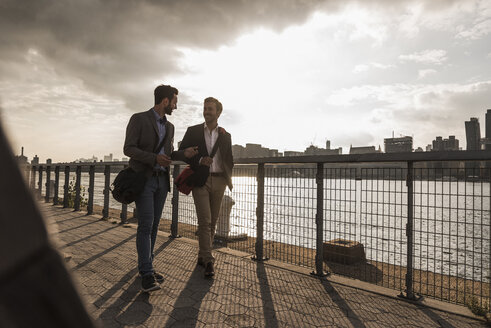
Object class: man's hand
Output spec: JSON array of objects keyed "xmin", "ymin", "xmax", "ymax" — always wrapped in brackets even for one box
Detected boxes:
[
  {"xmin": 156, "ymin": 154, "xmax": 172, "ymax": 167},
  {"xmin": 184, "ymin": 146, "xmax": 199, "ymax": 159},
  {"xmin": 199, "ymin": 156, "xmax": 213, "ymax": 167}
]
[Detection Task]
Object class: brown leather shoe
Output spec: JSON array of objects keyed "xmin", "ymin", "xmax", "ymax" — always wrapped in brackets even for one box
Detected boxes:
[{"xmin": 204, "ymin": 262, "xmax": 215, "ymax": 277}]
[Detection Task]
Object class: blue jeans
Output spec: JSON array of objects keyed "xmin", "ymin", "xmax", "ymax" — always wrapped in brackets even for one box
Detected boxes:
[{"xmin": 135, "ymin": 175, "xmax": 168, "ymax": 276}]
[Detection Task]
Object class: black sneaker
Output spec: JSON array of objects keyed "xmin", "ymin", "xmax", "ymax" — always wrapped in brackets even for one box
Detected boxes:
[
  {"xmin": 154, "ymin": 271, "xmax": 164, "ymax": 284},
  {"xmin": 204, "ymin": 262, "xmax": 215, "ymax": 277},
  {"xmin": 142, "ymin": 274, "xmax": 160, "ymax": 292},
  {"xmin": 197, "ymin": 258, "xmax": 205, "ymax": 267}
]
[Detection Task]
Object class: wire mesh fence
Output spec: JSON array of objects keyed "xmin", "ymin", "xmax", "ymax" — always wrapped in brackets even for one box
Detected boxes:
[{"xmin": 29, "ymin": 159, "xmax": 491, "ymax": 310}]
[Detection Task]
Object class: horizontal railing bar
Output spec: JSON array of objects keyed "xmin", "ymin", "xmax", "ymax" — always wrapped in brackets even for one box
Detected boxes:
[
  {"xmin": 23, "ymin": 150, "xmax": 491, "ymax": 167},
  {"xmin": 233, "ymin": 150, "xmax": 491, "ymax": 164}
]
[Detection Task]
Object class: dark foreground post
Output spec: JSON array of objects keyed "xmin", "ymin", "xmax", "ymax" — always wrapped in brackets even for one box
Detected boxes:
[
  {"xmin": 87, "ymin": 165, "xmax": 95, "ymax": 215},
  {"xmin": 30, "ymin": 165, "xmax": 36, "ymax": 190},
  {"xmin": 170, "ymin": 164, "xmax": 180, "ymax": 238},
  {"xmin": 312, "ymin": 162, "xmax": 328, "ymax": 276},
  {"xmin": 53, "ymin": 166, "xmax": 60, "ymax": 205},
  {"xmin": 102, "ymin": 165, "xmax": 110, "ymax": 219},
  {"xmin": 63, "ymin": 166, "xmax": 70, "ymax": 208},
  {"xmin": 45, "ymin": 166, "xmax": 51, "ymax": 203},
  {"xmin": 253, "ymin": 163, "xmax": 267, "ymax": 261}
]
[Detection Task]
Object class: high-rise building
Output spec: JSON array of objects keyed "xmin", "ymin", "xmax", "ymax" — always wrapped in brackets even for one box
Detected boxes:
[
  {"xmin": 432, "ymin": 136, "xmax": 459, "ymax": 151},
  {"xmin": 432, "ymin": 136, "xmax": 443, "ymax": 151},
  {"xmin": 483, "ymin": 109, "xmax": 491, "ymax": 151},
  {"xmin": 465, "ymin": 117, "xmax": 481, "ymax": 151},
  {"xmin": 384, "ymin": 136, "xmax": 413, "ymax": 153},
  {"xmin": 445, "ymin": 136, "xmax": 459, "ymax": 150}
]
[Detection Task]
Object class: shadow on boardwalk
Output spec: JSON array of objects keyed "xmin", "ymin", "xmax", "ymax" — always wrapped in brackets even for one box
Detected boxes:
[{"xmin": 43, "ymin": 204, "xmax": 486, "ymax": 328}]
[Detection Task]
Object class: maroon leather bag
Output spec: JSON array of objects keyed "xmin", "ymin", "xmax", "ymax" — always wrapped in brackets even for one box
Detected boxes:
[{"xmin": 174, "ymin": 132, "xmax": 222, "ymax": 195}]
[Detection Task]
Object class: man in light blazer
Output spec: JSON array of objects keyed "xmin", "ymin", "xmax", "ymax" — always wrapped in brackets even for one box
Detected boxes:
[
  {"xmin": 179, "ymin": 97, "xmax": 233, "ymax": 277},
  {"xmin": 124, "ymin": 84, "xmax": 197, "ymax": 292}
]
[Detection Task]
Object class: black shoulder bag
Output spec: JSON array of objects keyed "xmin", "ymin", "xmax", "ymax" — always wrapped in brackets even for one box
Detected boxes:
[{"xmin": 111, "ymin": 139, "xmax": 166, "ymax": 204}]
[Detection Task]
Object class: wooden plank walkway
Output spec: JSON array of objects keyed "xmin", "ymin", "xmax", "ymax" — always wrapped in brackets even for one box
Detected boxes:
[{"xmin": 42, "ymin": 203, "xmax": 487, "ymax": 328}]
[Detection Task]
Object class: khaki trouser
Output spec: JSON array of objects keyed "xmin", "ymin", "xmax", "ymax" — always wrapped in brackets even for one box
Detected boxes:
[{"xmin": 192, "ymin": 175, "xmax": 227, "ymax": 264}]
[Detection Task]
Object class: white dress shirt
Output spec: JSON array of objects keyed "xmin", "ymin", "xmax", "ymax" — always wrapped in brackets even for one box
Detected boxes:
[{"xmin": 203, "ymin": 123, "xmax": 223, "ymax": 173}]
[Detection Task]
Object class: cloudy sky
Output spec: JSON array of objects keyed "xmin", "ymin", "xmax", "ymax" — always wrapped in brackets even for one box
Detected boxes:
[{"xmin": 1, "ymin": 0, "xmax": 490, "ymax": 162}]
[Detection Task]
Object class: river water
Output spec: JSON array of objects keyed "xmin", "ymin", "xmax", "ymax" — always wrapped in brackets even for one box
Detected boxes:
[{"xmin": 46, "ymin": 173, "xmax": 490, "ymax": 282}]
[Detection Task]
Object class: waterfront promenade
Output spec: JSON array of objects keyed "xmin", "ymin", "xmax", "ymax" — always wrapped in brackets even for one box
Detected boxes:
[{"xmin": 40, "ymin": 202, "xmax": 488, "ymax": 328}]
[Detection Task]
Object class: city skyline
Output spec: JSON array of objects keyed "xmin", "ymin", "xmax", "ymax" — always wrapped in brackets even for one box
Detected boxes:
[
  {"xmin": 1, "ymin": 1, "xmax": 490, "ymax": 162},
  {"xmin": 13, "ymin": 108, "xmax": 484, "ymax": 163}
]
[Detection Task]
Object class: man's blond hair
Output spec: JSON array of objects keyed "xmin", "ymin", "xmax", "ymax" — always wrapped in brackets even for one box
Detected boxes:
[{"xmin": 204, "ymin": 97, "xmax": 222, "ymax": 114}]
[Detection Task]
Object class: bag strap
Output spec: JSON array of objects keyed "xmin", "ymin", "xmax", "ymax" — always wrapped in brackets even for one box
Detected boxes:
[
  {"xmin": 209, "ymin": 133, "xmax": 222, "ymax": 158},
  {"xmin": 155, "ymin": 138, "xmax": 165, "ymax": 154}
]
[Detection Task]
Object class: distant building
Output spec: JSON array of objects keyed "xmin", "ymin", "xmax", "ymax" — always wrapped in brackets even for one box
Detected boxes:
[
  {"xmin": 245, "ymin": 143, "xmax": 270, "ymax": 157},
  {"xmin": 31, "ymin": 155, "xmax": 39, "ymax": 165},
  {"xmin": 384, "ymin": 136, "xmax": 413, "ymax": 153},
  {"xmin": 432, "ymin": 136, "xmax": 459, "ymax": 151},
  {"xmin": 349, "ymin": 146, "xmax": 380, "ymax": 155},
  {"xmin": 414, "ymin": 147, "xmax": 424, "ymax": 152},
  {"xmin": 232, "ymin": 144, "xmax": 245, "ymax": 158},
  {"xmin": 426, "ymin": 144, "xmax": 432, "ymax": 152},
  {"xmin": 121, "ymin": 157, "xmax": 129, "ymax": 162},
  {"xmin": 465, "ymin": 117, "xmax": 481, "ymax": 151},
  {"xmin": 15, "ymin": 146, "xmax": 28, "ymax": 164},
  {"xmin": 46, "ymin": 159, "xmax": 52, "ymax": 165},
  {"xmin": 103, "ymin": 153, "xmax": 113, "ymax": 162},
  {"xmin": 304, "ymin": 145, "xmax": 342, "ymax": 155},
  {"xmin": 76, "ymin": 155, "xmax": 98, "ymax": 163},
  {"xmin": 284, "ymin": 151, "xmax": 304, "ymax": 157},
  {"xmin": 232, "ymin": 143, "xmax": 279, "ymax": 158}
]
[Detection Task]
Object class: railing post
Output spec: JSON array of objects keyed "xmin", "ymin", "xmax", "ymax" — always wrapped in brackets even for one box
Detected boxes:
[
  {"xmin": 45, "ymin": 165, "xmax": 51, "ymax": 203},
  {"xmin": 170, "ymin": 164, "xmax": 180, "ymax": 238},
  {"xmin": 74, "ymin": 165, "xmax": 81, "ymax": 211},
  {"xmin": 253, "ymin": 163, "xmax": 267, "ymax": 261},
  {"xmin": 400, "ymin": 161, "xmax": 420, "ymax": 300},
  {"xmin": 87, "ymin": 165, "xmax": 95, "ymax": 215},
  {"xmin": 102, "ymin": 165, "xmax": 110, "ymax": 219},
  {"xmin": 37, "ymin": 165, "xmax": 43, "ymax": 198},
  {"xmin": 63, "ymin": 166, "xmax": 70, "ymax": 208},
  {"xmin": 53, "ymin": 166, "xmax": 60, "ymax": 205},
  {"xmin": 25, "ymin": 165, "xmax": 31, "ymax": 185},
  {"xmin": 312, "ymin": 162, "xmax": 328, "ymax": 276},
  {"xmin": 30, "ymin": 166, "xmax": 36, "ymax": 190},
  {"xmin": 120, "ymin": 165, "xmax": 128, "ymax": 224}
]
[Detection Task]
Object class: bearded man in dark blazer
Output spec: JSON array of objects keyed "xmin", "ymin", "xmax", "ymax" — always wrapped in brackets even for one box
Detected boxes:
[
  {"xmin": 124, "ymin": 84, "xmax": 197, "ymax": 292},
  {"xmin": 179, "ymin": 97, "xmax": 234, "ymax": 277}
]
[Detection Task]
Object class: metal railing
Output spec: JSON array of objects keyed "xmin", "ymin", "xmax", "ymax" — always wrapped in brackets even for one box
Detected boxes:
[{"xmin": 25, "ymin": 150, "xmax": 491, "ymax": 310}]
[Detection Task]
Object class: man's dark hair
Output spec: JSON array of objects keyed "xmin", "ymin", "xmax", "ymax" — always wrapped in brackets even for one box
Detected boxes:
[{"xmin": 154, "ymin": 84, "xmax": 178, "ymax": 105}]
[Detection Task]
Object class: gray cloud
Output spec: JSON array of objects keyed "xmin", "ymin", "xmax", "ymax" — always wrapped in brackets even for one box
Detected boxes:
[
  {"xmin": 1, "ymin": 0, "xmax": 459, "ymax": 110},
  {"xmin": 0, "ymin": 0, "xmax": 328, "ymax": 111}
]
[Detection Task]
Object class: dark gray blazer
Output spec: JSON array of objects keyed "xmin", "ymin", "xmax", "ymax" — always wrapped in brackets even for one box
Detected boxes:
[
  {"xmin": 123, "ymin": 109, "xmax": 186, "ymax": 191},
  {"xmin": 179, "ymin": 123, "xmax": 234, "ymax": 190}
]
